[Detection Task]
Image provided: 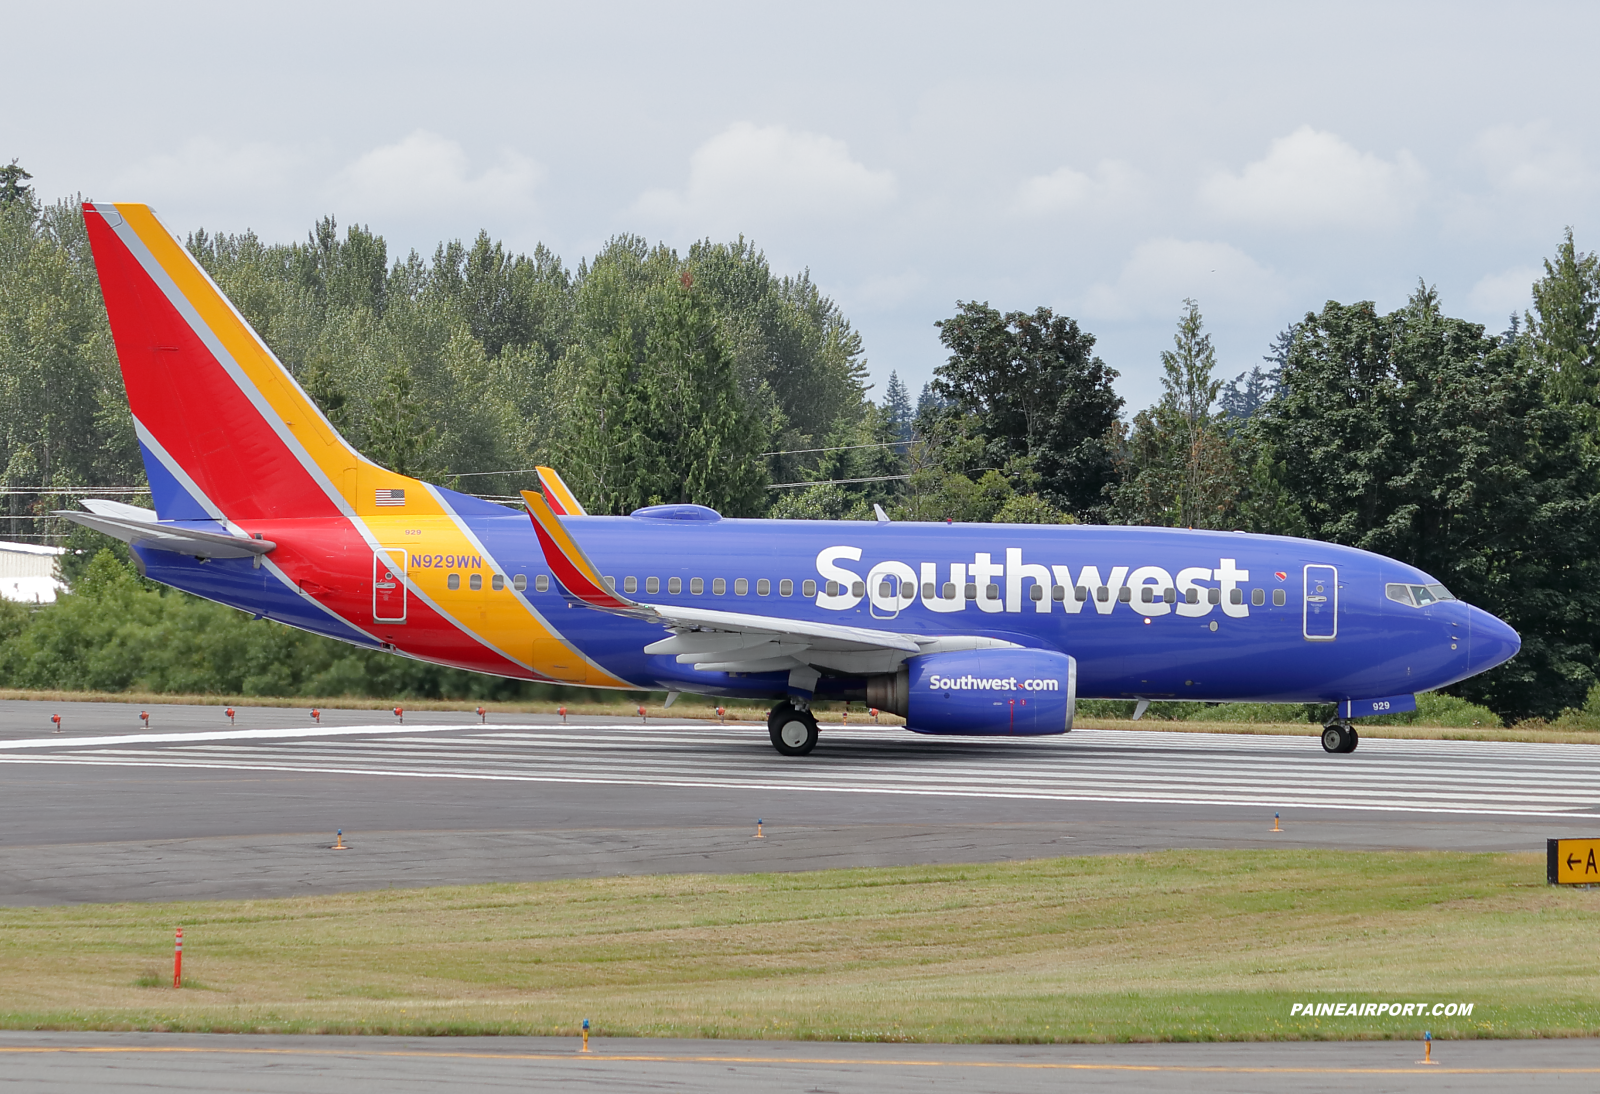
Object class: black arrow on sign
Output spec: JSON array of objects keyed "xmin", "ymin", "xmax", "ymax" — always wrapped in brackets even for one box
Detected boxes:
[{"xmin": 1570, "ymin": 854, "xmax": 1583, "ymax": 870}]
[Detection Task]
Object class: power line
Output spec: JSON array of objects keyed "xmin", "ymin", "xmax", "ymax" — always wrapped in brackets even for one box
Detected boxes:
[
  {"xmin": 768, "ymin": 475, "xmax": 911, "ymax": 490},
  {"xmin": 760, "ymin": 440, "xmax": 911, "ymax": 457}
]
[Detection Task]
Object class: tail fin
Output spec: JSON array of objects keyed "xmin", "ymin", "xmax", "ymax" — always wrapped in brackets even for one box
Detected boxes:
[
  {"xmin": 83, "ymin": 202, "xmax": 378, "ymax": 522},
  {"xmin": 535, "ymin": 466, "xmax": 587, "ymax": 516}
]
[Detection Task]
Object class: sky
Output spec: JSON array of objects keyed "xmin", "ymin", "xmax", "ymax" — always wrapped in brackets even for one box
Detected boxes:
[{"xmin": 6, "ymin": 0, "xmax": 1597, "ymax": 412}]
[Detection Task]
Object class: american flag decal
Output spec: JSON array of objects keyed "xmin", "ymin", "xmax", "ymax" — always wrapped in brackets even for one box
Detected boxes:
[{"xmin": 375, "ymin": 488, "xmax": 406, "ymax": 506}]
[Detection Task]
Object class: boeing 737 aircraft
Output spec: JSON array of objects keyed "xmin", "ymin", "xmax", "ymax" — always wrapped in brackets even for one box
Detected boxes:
[{"xmin": 64, "ymin": 203, "xmax": 1521, "ymax": 757}]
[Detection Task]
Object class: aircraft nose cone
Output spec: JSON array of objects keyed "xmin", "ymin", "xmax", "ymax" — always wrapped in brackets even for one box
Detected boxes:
[{"xmin": 1469, "ymin": 605, "xmax": 1521, "ymax": 676}]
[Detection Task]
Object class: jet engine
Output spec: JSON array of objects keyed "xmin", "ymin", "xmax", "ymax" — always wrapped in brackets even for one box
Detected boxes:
[{"xmin": 866, "ymin": 649, "xmax": 1077, "ymax": 735}]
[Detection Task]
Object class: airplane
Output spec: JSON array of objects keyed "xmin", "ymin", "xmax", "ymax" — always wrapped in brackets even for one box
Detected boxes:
[{"xmin": 63, "ymin": 202, "xmax": 1522, "ymax": 757}]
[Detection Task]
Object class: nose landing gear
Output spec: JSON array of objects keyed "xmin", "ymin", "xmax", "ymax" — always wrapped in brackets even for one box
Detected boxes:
[
  {"xmin": 768, "ymin": 702, "xmax": 819, "ymax": 756},
  {"xmin": 1321, "ymin": 721, "xmax": 1359, "ymax": 754}
]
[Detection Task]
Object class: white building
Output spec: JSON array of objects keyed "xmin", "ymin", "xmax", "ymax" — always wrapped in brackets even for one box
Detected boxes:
[{"xmin": 0, "ymin": 541, "xmax": 67, "ymax": 604}]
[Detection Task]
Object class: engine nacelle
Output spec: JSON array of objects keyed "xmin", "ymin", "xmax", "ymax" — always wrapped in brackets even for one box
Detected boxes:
[{"xmin": 866, "ymin": 649, "xmax": 1077, "ymax": 736}]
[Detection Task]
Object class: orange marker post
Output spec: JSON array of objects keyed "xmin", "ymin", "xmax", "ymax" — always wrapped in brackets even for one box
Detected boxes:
[
  {"xmin": 225, "ymin": 707, "xmax": 235, "ymax": 724},
  {"xmin": 558, "ymin": 705, "xmax": 567, "ymax": 724},
  {"xmin": 1418, "ymin": 1031, "xmax": 1437, "ymax": 1065},
  {"xmin": 716, "ymin": 706, "xmax": 725, "ymax": 724},
  {"xmin": 476, "ymin": 706, "xmax": 487, "ymax": 725},
  {"xmin": 140, "ymin": 710, "xmax": 150, "ymax": 728},
  {"xmin": 870, "ymin": 707, "xmax": 879, "ymax": 724},
  {"xmin": 754, "ymin": 818, "xmax": 765, "ymax": 839},
  {"xmin": 173, "ymin": 928, "xmax": 183, "ymax": 989},
  {"xmin": 639, "ymin": 705, "xmax": 646, "ymax": 724},
  {"xmin": 1273, "ymin": 812, "xmax": 1281, "ymax": 832},
  {"xmin": 394, "ymin": 706, "xmax": 403, "ymax": 725},
  {"xmin": 51, "ymin": 714, "xmax": 61, "ymax": 733},
  {"xmin": 581, "ymin": 1017, "xmax": 590, "ymax": 1052},
  {"xmin": 310, "ymin": 708, "xmax": 320, "ymax": 724}
]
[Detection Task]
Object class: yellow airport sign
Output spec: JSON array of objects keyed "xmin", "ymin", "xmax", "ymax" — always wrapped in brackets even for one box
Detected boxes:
[{"xmin": 1547, "ymin": 838, "xmax": 1600, "ymax": 885}]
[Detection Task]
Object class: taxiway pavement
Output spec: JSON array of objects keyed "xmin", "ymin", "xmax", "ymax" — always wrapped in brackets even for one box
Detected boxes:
[{"xmin": 1, "ymin": 1032, "xmax": 1594, "ymax": 1093}]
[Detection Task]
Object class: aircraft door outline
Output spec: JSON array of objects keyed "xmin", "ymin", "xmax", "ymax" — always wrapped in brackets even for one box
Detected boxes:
[
  {"xmin": 373, "ymin": 548, "xmax": 408, "ymax": 623},
  {"xmin": 1303, "ymin": 564, "xmax": 1337, "ymax": 641}
]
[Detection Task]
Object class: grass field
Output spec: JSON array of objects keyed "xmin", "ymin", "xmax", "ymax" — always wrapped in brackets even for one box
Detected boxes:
[{"xmin": 1, "ymin": 851, "xmax": 1595, "ymax": 1042}]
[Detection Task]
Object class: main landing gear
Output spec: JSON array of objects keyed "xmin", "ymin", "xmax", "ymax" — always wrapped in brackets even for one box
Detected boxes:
[
  {"xmin": 768, "ymin": 702, "xmax": 819, "ymax": 756},
  {"xmin": 1321, "ymin": 721, "xmax": 1359, "ymax": 754}
]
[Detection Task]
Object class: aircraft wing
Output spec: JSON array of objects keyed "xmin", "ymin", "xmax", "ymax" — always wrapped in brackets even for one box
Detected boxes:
[
  {"xmin": 56, "ymin": 502, "xmax": 275, "ymax": 561},
  {"xmin": 521, "ymin": 489, "xmax": 1017, "ymax": 675}
]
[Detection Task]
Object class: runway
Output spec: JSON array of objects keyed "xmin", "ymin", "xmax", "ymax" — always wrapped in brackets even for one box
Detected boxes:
[
  {"xmin": 2, "ymin": 1032, "xmax": 1595, "ymax": 1093},
  {"xmin": 1, "ymin": 700, "xmax": 1596, "ymax": 903}
]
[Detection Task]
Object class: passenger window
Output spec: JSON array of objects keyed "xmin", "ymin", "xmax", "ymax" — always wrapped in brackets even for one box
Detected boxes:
[
  {"xmin": 943, "ymin": 582, "xmax": 957, "ymax": 599},
  {"xmin": 647, "ymin": 576, "xmax": 660, "ymax": 594},
  {"xmin": 624, "ymin": 576, "xmax": 637, "ymax": 593},
  {"xmin": 1140, "ymin": 587, "xmax": 1154, "ymax": 603},
  {"xmin": 1185, "ymin": 588, "xmax": 1198, "ymax": 605},
  {"xmin": 825, "ymin": 580, "xmax": 839, "ymax": 597},
  {"xmin": 922, "ymin": 582, "xmax": 936, "ymax": 598},
  {"xmin": 712, "ymin": 578, "xmax": 726, "ymax": 595},
  {"xmin": 691, "ymin": 577, "xmax": 704, "ymax": 595},
  {"xmin": 1076, "ymin": 586, "xmax": 1089, "ymax": 601},
  {"xmin": 1053, "ymin": 585, "xmax": 1066, "ymax": 601},
  {"xmin": 513, "ymin": 574, "xmax": 527, "ymax": 592},
  {"xmin": 669, "ymin": 577, "xmax": 682, "ymax": 594},
  {"xmin": 757, "ymin": 578, "xmax": 770, "ymax": 596},
  {"xmin": 535, "ymin": 575, "xmax": 549, "ymax": 592},
  {"xmin": 469, "ymin": 573, "xmax": 482, "ymax": 591},
  {"xmin": 1164, "ymin": 587, "xmax": 1177, "ymax": 604},
  {"xmin": 852, "ymin": 581, "xmax": 866, "ymax": 597},
  {"xmin": 965, "ymin": 582, "xmax": 978, "ymax": 600},
  {"xmin": 1207, "ymin": 588, "xmax": 1221, "ymax": 605},
  {"xmin": 1251, "ymin": 588, "xmax": 1264, "ymax": 606},
  {"xmin": 735, "ymin": 578, "xmax": 748, "ymax": 595},
  {"xmin": 879, "ymin": 580, "xmax": 896, "ymax": 598},
  {"xmin": 492, "ymin": 574, "xmax": 504, "ymax": 591},
  {"xmin": 1117, "ymin": 587, "xmax": 1132, "ymax": 603},
  {"xmin": 1029, "ymin": 585, "xmax": 1044, "ymax": 601},
  {"xmin": 1096, "ymin": 586, "xmax": 1108, "ymax": 601},
  {"xmin": 605, "ymin": 576, "xmax": 616, "ymax": 590},
  {"xmin": 448, "ymin": 573, "xmax": 461, "ymax": 590},
  {"xmin": 1273, "ymin": 589, "xmax": 1286, "ymax": 606},
  {"xmin": 1230, "ymin": 588, "xmax": 1243, "ymax": 605},
  {"xmin": 781, "ymin": 579, "xmax": 794, "ymax": 597},
  {"xmin": 802, "ymin": 579, "xmax": 817, "ymax": 597}
]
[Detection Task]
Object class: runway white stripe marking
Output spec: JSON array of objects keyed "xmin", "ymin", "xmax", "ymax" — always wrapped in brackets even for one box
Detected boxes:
[{"xmin": 3, "ymin": 724, "xmax": 1598, "ymax": 818}]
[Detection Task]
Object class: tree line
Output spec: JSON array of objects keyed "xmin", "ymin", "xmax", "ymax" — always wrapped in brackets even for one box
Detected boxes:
[{"xmin": 1, "ymin": 160, "xmax": 1598, "ymax": 722}]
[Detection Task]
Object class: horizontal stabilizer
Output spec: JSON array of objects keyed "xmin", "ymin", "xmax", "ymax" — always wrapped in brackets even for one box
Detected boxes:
[
  {"xmin": 536, "ymin": 466, "xmax": 588, "ymax": 516},
  {"xmin": 56, "ymin": 508, "xmax": 275, "ymax": 560}
]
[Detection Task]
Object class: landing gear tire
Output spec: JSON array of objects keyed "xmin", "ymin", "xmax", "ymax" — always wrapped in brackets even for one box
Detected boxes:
[
  {"xmin": 1321, "ymin": 723, "xmax": 1358, "ymax": 754},
  {"xmin": 768, "ymin": 703, "xmax": 819, "ymax": 756}
]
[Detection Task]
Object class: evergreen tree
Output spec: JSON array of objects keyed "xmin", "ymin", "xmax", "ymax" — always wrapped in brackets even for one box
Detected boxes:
[
  {"xmin": 1258, "ymin": 283, "xmax": 1600, "ymax": 721},
  {"xmin": 1528, "ymin": 228, "xmax": 1600, "ymax": 419},
  {"xmin": 1110, "ymin": 300, "xmax": 1237, "ymax": 528},
  {"xmin": 882, "ymin": 370, "xmax": 913, "ymax": 445}
]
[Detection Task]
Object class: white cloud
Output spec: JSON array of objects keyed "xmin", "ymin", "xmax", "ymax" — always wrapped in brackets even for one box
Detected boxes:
[
  {"xmin": 1474, "ymin": 121, "xmax": 1592, "ymax": 195},
  {"xmin": 112, "ymin": 140, "xmax": 299, "ymax": 204},
  {"xmin": 327, "ymin": 131, "xmax": 541, "ymax": 217},
  {"xmin": 1014, "ymin": 160, "xmax": 1142, "ymax": 215},
  {"xmin": 1079, "ymin": 238, "xmax": 1285, "ymax": 322},
  {"xmin": 1468, "ymin": 265, "xmax": 1539, "ymax": 320},
  {"xmin": 633, "ymin": 122, "xmax": 895, "ymax": 233},
  {"xmin": 1201, "ymin": 126, "xmax": 1426, "ymax": 228}
]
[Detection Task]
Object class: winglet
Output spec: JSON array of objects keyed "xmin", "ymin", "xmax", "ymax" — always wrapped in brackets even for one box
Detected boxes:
[
  {"xmin": 536, "ymin": 466, "xmax": 588, "ymax": 516},
  {"xmin": 521, "ymin": 490, "xmax": 637, "ymax": 612}
]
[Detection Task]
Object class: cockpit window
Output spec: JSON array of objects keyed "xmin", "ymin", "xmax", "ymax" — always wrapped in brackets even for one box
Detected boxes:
[{"xmin": 1386, "ymin": 582, "xmax": 1457, "ymax": 608}]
